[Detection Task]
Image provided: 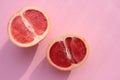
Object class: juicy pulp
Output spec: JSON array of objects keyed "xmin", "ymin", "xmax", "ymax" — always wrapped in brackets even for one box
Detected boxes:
[{"xmin": 49, "ymin": 37, "xmax": 87, "ymax": 67}]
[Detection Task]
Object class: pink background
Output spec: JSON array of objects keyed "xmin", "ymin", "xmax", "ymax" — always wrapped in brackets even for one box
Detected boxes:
[{"xmin": 0, "ymin": 0, "xmax": 120, "ymax": 80}]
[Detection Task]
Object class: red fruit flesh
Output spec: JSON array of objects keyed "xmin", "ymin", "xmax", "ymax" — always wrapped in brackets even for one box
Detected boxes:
[
  {"xmin": 23, "ymin": 9, "xmax": 47, "ymax": 35},
  {"xmin": 50, "ymin": 41, "xmax": 71, "ymax": 67},
  {"xmin": 50, "ymin": 37, "xmax": 87, "ymax": 68},
  {"xmin": 65, "ymin": 37, "xmax": 86, "ymax": 63},
  {"xmin": 11, "ymin": 16, "xmax": 34, "ymax": 43}
]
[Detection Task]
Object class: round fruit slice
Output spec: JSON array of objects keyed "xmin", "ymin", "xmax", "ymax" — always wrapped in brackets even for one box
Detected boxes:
[
  {"xmin": 8, "ymin": 6, "xmax": 50, "ymax": 47},
  {"xmin": 46, "ymin": 34, "xmax": 89, "ymax": 71}
]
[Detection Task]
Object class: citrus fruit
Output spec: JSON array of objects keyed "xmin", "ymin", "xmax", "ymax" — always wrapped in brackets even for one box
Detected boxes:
[
  {"xmin": 46, "ymin": 34, "xmax": 89, "ymax": 71},
  {"xmin": 8, "ymin": 6, "xmax": 50, "ymax": 47}
]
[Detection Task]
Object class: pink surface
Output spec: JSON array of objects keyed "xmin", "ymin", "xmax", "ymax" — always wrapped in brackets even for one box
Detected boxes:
[{"xmin": 0, "ymin": 0, "xmax": 120, "ymax": 80}]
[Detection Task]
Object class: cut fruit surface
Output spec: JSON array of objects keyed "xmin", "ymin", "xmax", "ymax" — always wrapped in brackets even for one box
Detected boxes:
[
  {"xmin": 8, "ymin": 6, "xmax": 50, "ymax": 47},
  {"xmin": 46, "ymin": 34, "xmax": 89, "ymax": 71}
]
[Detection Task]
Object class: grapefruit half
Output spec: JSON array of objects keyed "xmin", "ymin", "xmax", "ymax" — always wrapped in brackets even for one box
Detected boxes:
[
  {"xmin": 8, "ymin": 6, "xmax": 50, "ymax": 47},
  {"xmin": 46, "ymin": 34, "xmax": 89, "ymax": 71}
]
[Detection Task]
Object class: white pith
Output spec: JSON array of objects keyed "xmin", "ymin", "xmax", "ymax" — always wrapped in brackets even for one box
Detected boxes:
[
  {"xmin": 63, "ymin": 38, "xmax": 72, "ymax": 60},
  {"xmin": 21, "ymin": 14, "xmax": 35, "ymax": 34},
  {"xmin": 21, "ymin": 13, "xmax": 43, "ymax": 43}
]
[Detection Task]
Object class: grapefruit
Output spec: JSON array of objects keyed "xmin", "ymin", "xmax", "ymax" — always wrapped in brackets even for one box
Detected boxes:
[
  {"xmin": 8, "ymin": 6, "xmax": 50, "ymax": 47},
  {"xmin": 46, "ymin": 34, "xmax": 89, "ymax": 71}
]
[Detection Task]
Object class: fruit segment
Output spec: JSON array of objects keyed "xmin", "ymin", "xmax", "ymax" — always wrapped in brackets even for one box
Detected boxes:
[
  {"xmin": 23, "ymin": 9, "xmax": 47, "ymax": 35},
  {"xmin": 11, "ymin": 16, "xmax": 34, "ymax": 43},
  {"xmin": 49, "ymin": 37, "xmax": 87, "ymax": 68},
  {"xmin": 65, "ymin": 37, "xmax": 86, "ymax": 63},
  {"xmin": 50, "ymin": 41, "xmax": 71, "ymax": 67}
]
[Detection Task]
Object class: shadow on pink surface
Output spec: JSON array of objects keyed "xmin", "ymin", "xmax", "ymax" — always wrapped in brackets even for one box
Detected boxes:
[
  {"xmin": 30, "ymin": 58, "xmax": 71, "ymax": 80},
  {"xmin": 0, "ymin": 40, "xmax": 38, "ymax": 80}
]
